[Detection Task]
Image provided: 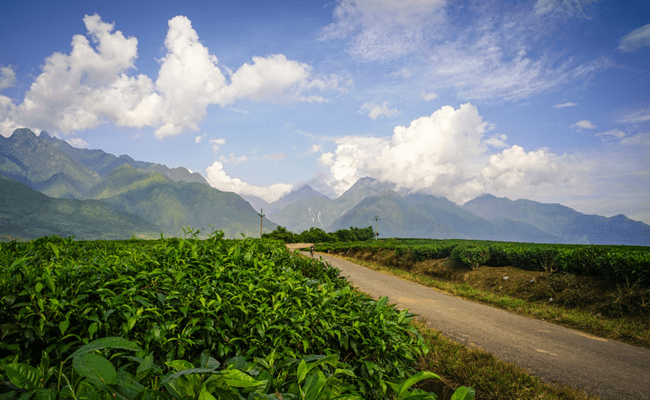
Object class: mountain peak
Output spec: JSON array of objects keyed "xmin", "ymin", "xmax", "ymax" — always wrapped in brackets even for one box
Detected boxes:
[{"xmin": 10, "ymin": 128, "xmax": 37, "ymax": 139}]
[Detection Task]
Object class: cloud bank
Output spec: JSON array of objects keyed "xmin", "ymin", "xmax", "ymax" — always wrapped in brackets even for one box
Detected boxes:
[
  {"xmin": 319, "ymin": 103, "xmax": 589, "ymax": 203},
  {"xmin": 0, "ymin": 14, "xmax": 341, "ymax": 138}
]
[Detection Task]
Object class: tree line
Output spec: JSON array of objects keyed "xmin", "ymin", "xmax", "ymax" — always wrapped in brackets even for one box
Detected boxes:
[{"xmin": 262, "ymin": 225, "xmax": 375, "ymax": 243}]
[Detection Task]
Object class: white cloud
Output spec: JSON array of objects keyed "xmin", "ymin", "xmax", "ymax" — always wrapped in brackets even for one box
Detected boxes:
[
  {"xmin": 555, "ymin": 101, "xmax": 577, "ymax": 109},
  {"xmin": 323, "ymin": 103, "xmax": 590, "ymax": 203},
  {"xmin": 205, "ymin": 161, "xmax": 291, "ymax": 202},
  {"xmin": 66, "ymin": 137, "xmax": 89, "ymax": 148},
  {"xmin": 420, "ymin": 91, "xmax": 438, "ymax": 101},
  {"xmin": 210, "ymin": 138, "xmax": 226, "ymax": 152},
  {"xmin": 310, "ymin": 144, "xmax": 323, "ymax": 153},
  {"xmin": 595, "ymin": 129, "xmax": 625, "ymax": 141},
  {"xmin": 618, "ymin": 23, "xmax": 650, "ymax": 52},
  {"xmin": 319, "ymin": 0, "xmax": 446, "ymax": 60},
  {"xmin": 570, "ymin": 119, "xmax": 596, "ymax": 130},
  {"xmin": 392, "ymin": 68, "xmax": 412, "ymax": 78},
  {"xmin": 0, "ymin": 14, "xmax": 338, "ymax": 138},
  {"xmin": 218, "ymin": 153, "xmax": 248, "ymax": 165},
  {"xmin": 534, "ymin": 0, "xmax": 598, "ymax": 18},
  {"xmin": 617, "ymin": 107, "xmax": 650, "ymax": 124},
  {"xmin": 195, "ymin": 135, "xmax": 204, "ymax": 144},
  {"xmin": 263, "ymin": 153, "xmax": 287, "ymax": 161},
  {"xmin": 359, "ymin": 102, "xmax": 400, "ymax": 119},
  {"xmin": 0, "ymin": 66, "xmax": 16, "ymax": 90},
  {"xmin": 620, "ymin": 132, "xmax": 650, "ymax": 147},
  {"xmin": 484, "ymin": 134, "xmax": 509, "ymax": 148}
]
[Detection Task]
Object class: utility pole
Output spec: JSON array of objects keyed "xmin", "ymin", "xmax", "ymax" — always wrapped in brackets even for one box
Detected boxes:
[
  {"xmin": 373, "ymin": 215, "xmax": 380, "ymax": 240},
  {"xmin": 258, "ymin": 209, "xmax": 265, "ymax": 238}
]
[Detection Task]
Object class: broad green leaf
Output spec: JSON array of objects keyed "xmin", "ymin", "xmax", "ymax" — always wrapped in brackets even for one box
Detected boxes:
[
  {"xmin": 34, "ymin": 282, "xmax": 43, "ymax": 294},
  {"xmin": 450, "ymin": 386, "xmax": 475, "ymax": 400},
  {"xmin": 303, "ymin": 371, "xmax": 326, "ymax": 400},
  {"xmin": 160, "ymin": 367, "xmax": 220, "ymax": 384},
  {"xmin": 197, "ymin": 386, "xmax": 217, "ymax": 400},
  {"xmin": 3, "ymin": 363, "xmax": 41, "ymax": 390},
  {"xmin": 164, "ymin": 360, "xmax": 194, "ymax": 372},
  {"xmin": 88, "ymin": 322, "xmax": 99, "ymax": 338},
  {"xmin": 72, "ymin": 353, "xmax": 117, "ymax": 387},
  {"xmin": 221, "ymin": 369, "xmax": 263, "ymax": 388},
  {"xmin": 59, "ymin": 320, "xmax": 70, "ymax": 336},
  {"xmin": 296, "ymin": 360, "xmax": 307, "ymax": 384},
  {"xmin": 394, "ymin": 371, "xmax": 440, "ymax": 399},
  {"xmin": 135, "ymin": 354, "xmax": 154, "ymax": 382},
  {"xmin": 32, "ymin": 389, "xmax": 57, "ymax": 400},
  {"xmin": 68, "ymin": 337, "xmax": 142, "ymax": 360}
]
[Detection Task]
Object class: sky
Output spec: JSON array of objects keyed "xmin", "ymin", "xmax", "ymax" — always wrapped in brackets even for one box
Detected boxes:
[{"xmin": 1, "ymin": 0, "xmax": 649, "ymax": 224}]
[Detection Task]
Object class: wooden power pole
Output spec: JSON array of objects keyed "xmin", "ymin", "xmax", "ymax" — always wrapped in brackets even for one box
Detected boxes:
[
  {"xmin": 373, "ymin": 215, "xmax": 380, "ymax": 240},
  {"xmin": 258, "ymin": 209, "xmax": 265, "ymax": 238}
]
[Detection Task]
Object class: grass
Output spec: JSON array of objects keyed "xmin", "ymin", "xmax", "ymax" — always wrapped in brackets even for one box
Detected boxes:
[{"xmin": 308, "ymin": 249, "xmax": 650, "ymax": 400}]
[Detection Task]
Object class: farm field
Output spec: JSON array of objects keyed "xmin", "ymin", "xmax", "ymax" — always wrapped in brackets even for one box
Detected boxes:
[
  {"xmin": 313, "ymin": 239, "xmax": 650, "ymax": 350},
  {"xmin": 0, "ymin": 229, "xmax": 477, "ymax": 400}
]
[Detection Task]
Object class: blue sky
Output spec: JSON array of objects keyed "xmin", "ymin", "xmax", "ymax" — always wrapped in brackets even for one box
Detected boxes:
[{"xmin": 1, "ymin": 0, "xmax": 649, "ymax": 224}]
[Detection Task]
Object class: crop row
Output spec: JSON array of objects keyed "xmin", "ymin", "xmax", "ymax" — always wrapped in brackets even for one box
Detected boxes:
[
  {"xmin": 315, "ymin": 240, "xmax": 650, "ymax": 288},
  {"xmin": 0, "ymin": 230, "xmax": 473, "ymax": 399}
]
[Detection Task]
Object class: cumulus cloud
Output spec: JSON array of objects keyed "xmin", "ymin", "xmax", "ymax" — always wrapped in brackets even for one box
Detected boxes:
[
  {"xmin": 555, "ymin": 101, "xmax": 577, "ymax": 108},
  {"xmin": 618, "ymin": 23, "xmax": 650, "ymax": 52},
  {"xmin": 218, "ymin": 154, "xmax": 248, "ymax": 165},
  {"xmin": 571, "ymin": 120, "xmax": 596, "ymax": 130},
  {"xmin": 534, "ymin": 0, "xmax": 598, "ymax": 18},
  {"xmin": 595, "ymin": 129, "xmax": 625, "ymax": 141},
  {"xmin": 210, "ymin": 138, "xmax": 226, "ymax": 152},
  {"xmin": 205, "ymin": 161, "xmax": 291, "ymax": 202},
  {"xmin": 0, "ymin": 14, "xmax": 340, "ymax": 138},
  {"xmin": 263, "ymin": 153, "xmax": 287, "ymax": 161},
  {"xmin": 195, "ymin": 135, "xmax": 204, "ymax": 144},
  {"xmin": 319, "ymin": 0, "xmax": 446, "ymax": 60},
  {"xmin": 322, "ymin": 103, "xmax": 588, "ymax": 202},
  {"xmin": 484, "ymin": 134, "xmax": 509, "ymax": 148},
  {"xmin": 310, "ymin": 144, "xmax": 323, "ymax": 153},
  {"xmin": 359, "ymin": 102, "xmax": 400, "ymax": 119},
  {"xmin": 0, "ymin": 66, "xmax": 16, "ymax": 90}
]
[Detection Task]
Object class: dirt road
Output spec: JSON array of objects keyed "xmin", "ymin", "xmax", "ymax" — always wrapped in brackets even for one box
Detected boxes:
[{"xmin": 307, "ymin": 252, "xmax": 650, "ymax": 400}]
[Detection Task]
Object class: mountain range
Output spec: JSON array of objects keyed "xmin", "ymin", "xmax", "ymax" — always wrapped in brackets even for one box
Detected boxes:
[
  {"xmin": 0, "ymin": 128, "xmax": 276, "ymax": 241},
  {"xmin": 1, "ymin": 128, "xmax": 648, "ymax": 245}
]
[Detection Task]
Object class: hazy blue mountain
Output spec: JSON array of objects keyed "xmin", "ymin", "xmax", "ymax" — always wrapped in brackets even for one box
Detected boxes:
[
  {"xmin": 274, "ymin": 185, "xmax": 329, "ymax": 209},
  {"xmin": 241, "ymin": 194, "xmax": 270, "ymax": 214},
  {"xmin": 40, "ymin": 131, "xmax": 209, "ymax": 185},
  {"xmin": 0, "ymin": 176, "xmax": 162, "ymax": 242},
  {"xmin": 82, "ymin": 164, "xmax": 277, "ymax": 239},
  {"xmin": 404, "ymin": 193, "xmax": 562, "ymax": 242},
  {"xmin": 0, "ymin": 128, "xmax": 102, "ymax": 199},
  {"xmin": 463, "ymin": 194, "xmax": 650, "ymax": 245},
  {"xmin": 272, "ymin": 196, "xmax": 341, "ymax": 232},
  {"xmin": 270, "ymin": 178, "xmax": 395, "ymax": 232},
  {"xmin": 328, "ymin": 190, "xmax": 456, "ymax": 238}
]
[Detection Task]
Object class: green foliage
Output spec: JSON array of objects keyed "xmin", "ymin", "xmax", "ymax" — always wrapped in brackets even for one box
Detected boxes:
[
  {"xmin": 0, "ymin": 230, "xmax": 473, "ymax": 399},
  {"xmin": 451, "ymin": 245, "xmax": 490, "ymax": 270},
  {"xmin": 315, "ymin": 239, "xmax": 650, "ymax": 288},
  {"xmin": 262, "ymin": 226, "xmax": 375, "ymax": 244}
]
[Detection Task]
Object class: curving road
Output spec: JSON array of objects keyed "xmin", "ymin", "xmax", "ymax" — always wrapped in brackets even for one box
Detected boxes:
[{"xmin": 306, "ymin": 252, "xmax": 650, "ymax": 400}]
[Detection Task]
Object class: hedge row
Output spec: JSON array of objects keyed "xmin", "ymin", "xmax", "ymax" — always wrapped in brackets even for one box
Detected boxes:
[{"xmin": 316, "ymin": 241, "xmax": 650, "ymax": 288}]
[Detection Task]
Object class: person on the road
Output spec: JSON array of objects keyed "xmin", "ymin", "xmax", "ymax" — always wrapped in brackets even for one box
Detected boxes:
[{"xmin": 309, "ymin": 245, "xmax": 315, "ymax": 258}]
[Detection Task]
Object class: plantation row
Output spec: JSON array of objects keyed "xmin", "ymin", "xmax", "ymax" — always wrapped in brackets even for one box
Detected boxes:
[
  {"xmin": 0, "ymin": 230, "xmax": 473, "ymax": 400},
  {"xmin": 315, "ymin": 240, "xmax": 650, "ymax": 288}
]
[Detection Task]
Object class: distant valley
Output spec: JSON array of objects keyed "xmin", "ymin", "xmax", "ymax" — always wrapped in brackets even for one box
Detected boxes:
[{"xmin": 1, "ymin": 128, "xmax": 649, "ymax": 245}]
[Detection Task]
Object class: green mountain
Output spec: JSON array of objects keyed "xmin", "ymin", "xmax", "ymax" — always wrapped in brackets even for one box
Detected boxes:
[
  {"xmin": 0, "ymin": 128, "xmax": 101, "ymax": 198},
  {"xmin": 328, "ymin": 190, "xmax": 456, "ymax": 238},
  {"xmin": 405, "ymin": 193, "xmax": 562, "ymax": 242},
  {"xmin": 0, "ymin": 176, "xmax": 162, "ymax": 242},
  {"xmin": 40, "ymin": 131, "xmax": 209, "ymax": 184},
  {"xmin": 463, "ymin": 194, "xmax": 650, "ymax": 245},
  {"xmin": 82, "ymin": 164, "xmax": 277, "ymax": 239}
]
